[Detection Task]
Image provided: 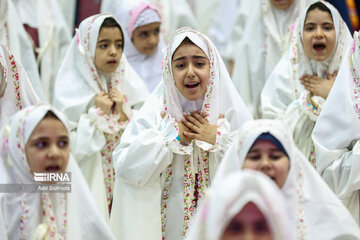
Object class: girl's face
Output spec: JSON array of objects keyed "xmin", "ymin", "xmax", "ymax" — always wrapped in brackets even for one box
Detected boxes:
[
  {"xmin": 243, "ymin": 139, "xmax": 289, "ymax": 188},
  {"xmin": 94, "ymin": 26, "xmax": 123, "ymax": 73},
  {"xmin": 171, "ymin": 42, "xmax": 210, "ymax": 101},
  {"xmin": 132, "ymin": 22, "xmax": 161, "ymax": 56},
  {"xmin": 221, "ymin": 202, "xmax": 273, "ymax": 240},
  {"xmin": 302, "ymin": 8, "xmax": 336, "ymax": 62},
  {"xmin": 269, "ymin": 0, "xmax": 294, "ymax": 10},
  {"xmin": 25, "ymin": 117, "xmax": 70, "ymax": 174}
]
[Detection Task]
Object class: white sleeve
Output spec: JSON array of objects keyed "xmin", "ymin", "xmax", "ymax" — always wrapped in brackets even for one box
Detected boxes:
[{"xmin": 318, "ymin": 141, "xmax": 360, "ymax": 224}]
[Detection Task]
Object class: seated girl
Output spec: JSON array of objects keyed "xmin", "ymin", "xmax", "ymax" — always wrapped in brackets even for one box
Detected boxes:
[
  {"xmin": 214, "ymin": 119, "xmax": 360, "ymax": 239},
  {"xmin": 0, "ymin": 42, "xmax": 40, "ymax": 127},
  {"xmin": 116, "ymin": 0, "xmax": 164, "ymax": 92},
  {"xmin": 261, "ymin": 1, "xmax": 353, "ymax": 166},
  {"xmin": 0, "ymin": 104, "xmax": 115, "ymax": 239},
  {"xmin": 312, "ymin": 31, "xmax": 360, "ymax": 224},
  {"xmin": 187, "ymin": 170, "xmax": 296, "ymax": 240},
  {"xmin": 53, "ymin": 14, "xmax": 149, "ymax": 221},
  {"xmin": 110, "ymin": 27, "xmax": 252, "ymax": 240}
]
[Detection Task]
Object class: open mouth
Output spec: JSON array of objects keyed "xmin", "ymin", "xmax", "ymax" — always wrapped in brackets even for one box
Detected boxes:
[
  {"xmin": 313, "ymin": 43, "xmax": 326, "ymax": 51},
  {"xmin": 45, "ymin": 165, "xmax": 60, "ymax": 172},
  {"xmin": 185, "ymin": 82, "xmax": 200, "ymax": 89},
  {"xmin": 107, "ymin": 60, "xmax": 117, "ymax": 64}
]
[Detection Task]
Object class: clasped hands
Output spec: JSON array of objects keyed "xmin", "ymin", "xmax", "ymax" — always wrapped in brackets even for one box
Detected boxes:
[
  {"xmin": 161, "ymin": 110, "xmax": 224, "ymax": 145},
  {"xmin": 95, "ymin": 88, "xmax": 128, "ymax": 122}
]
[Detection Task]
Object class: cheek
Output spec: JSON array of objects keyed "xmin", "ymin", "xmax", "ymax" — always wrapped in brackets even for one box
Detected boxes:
[{"xmin": 242, "ymin": 160, "xmax": 259, "ymax": 170}]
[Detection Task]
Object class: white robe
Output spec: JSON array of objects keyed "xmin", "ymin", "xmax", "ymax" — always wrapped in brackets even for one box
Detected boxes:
[
  {"xmin": 312, "ymin": 31, "xmax": 360, "ymax": 224},
  {"xmin": 53, "ymin": 13, "xmax": 149, "ymax": 221},
  {"xmin": 12, "ymin": 0, "xmax": 72, "ymax": 103},
  {"xmin": 0, "ymin": 104, "xmax": 115, "ymax": 240},
  {"xmin": 214, "ymin": 119, "xmax": 360, "ymax": 239},
  {"xmin": 227, "ymin": 0, "xmax": 304, "ymax": 117},
  {"xmin": 110, "ymin": 27, "xmax": 252, "ymax": 240},
  {"xmin": 261, "ymin": 1, "xmax": 353, "ymax": 164}
]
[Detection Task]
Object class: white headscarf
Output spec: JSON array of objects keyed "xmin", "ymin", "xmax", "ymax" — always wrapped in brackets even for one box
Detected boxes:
[
  {"xmin": 0, "ymin": 0, "xmax": 44, "ymax": 100},
  {"xmin": 313, "ymin": 31, "xmax": 360, "ymax": 172},
  {"xmin": 0, "ymin": 43, "xmax": 41, "ymax": 127},
  {"xmin": 115, "ymin": 0, "xmax": 164, "ymax": 92},
  {"xmin": 214, "ymin": 119, "xmax": 360, "ymax": 239},
  {"xmin": 289, "ymin": 0, "xmax": 353, "ymax": 94},
  {"xmin": 0, "ymin": 104, "xmax": 115, "ymax": 239},
  {"xmin": 187, "ymin": 170, "xmax": 296, "ymax": 240},
  {"xmin": 162, "ymin": 27, "xmax": 252, "ymax": 127},
  {"xmin": 53, "ymin": 13, "xmax": 149, "ymax": 130}
]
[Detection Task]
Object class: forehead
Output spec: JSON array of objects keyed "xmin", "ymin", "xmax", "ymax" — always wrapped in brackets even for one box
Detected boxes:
[
  {"xmin": 233, "ymin": 202, "xmax": 266, "ymax": 221},
  {"xmin": 305, "ymin": 8, "xmax": 333, "ymax": 24},
  {"xmin": 29, "ymin": 118, "xmax": 68, "ymax": 138},
  {"xmin": 172, "ymin": 43, "xmax": 208, "ymax": 60},
  {"xmin": 250, "ymin": 139, "xmax": 280, "ymax": 151},
  {"xmin": 134, "ymin": 22, "xmax": 161, "ymax": 32},
  {"xmin": 97, "ymin": 27, "xmax": 123, "ymax": 40}
]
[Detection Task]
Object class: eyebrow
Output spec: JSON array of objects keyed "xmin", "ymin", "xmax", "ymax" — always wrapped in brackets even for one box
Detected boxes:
[
  {"xmin": 173, "ymin": 55, "xmax": 207, "ymax": 62},
  {"xmin": 97, "ymin": 39, "xmax": 123, "ymax": 43},
  {"xmin": 304, "ymin": 22, "xmax": 333, "ymax": 25},
  {"xmin": 29, "ymin": 135, "xmax": 69, "ymax": 142}
]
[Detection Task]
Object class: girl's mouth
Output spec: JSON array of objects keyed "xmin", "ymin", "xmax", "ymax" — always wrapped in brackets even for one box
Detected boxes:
[
  {"xmin": 313, "ymin": 43, "xmax": 326, "ymax": 52},
  {"xmin": 107, "ymin": 60, "xmax": 117, "ymax": 64},
  {"xmin": 45, "ymin": 165, "xmax": 60, "ymax": 172},
  {"xmin": 185, "ymin": 82, "xmax": 200, "ymax": 89}
]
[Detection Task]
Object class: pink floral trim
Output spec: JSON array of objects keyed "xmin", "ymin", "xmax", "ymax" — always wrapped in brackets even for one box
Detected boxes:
[
  {"xmin": 9, "ymin": 54, "xmax": 22, "ymax": 110},
  {"xmin": 206, "ymin": 118, "xmax": 226, "ymax": 152},
  {"xmin": 296, "ymin": 167, "xmax": 306, "ymax": 239},
  {"xmin": 351, "ymin": 34, "xmax": 360, "ymax": 119},
  {"xmin": 309, "ymin": 143, "xmax": 316, "ymax": 168}
]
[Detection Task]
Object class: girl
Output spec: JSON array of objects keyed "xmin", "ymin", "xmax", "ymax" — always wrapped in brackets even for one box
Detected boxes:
[
  {"xmin": 261, "ymin": 1, "xmax": 353, "ymax": 165},
  {"xmin": 187, "ymin": 170, "xmax": 295, "ymax": 240},
  {"xmin": 115, "ymin": 0, "xmax": 164, "ymax": 92},
  {"xmin": 312, "ymin": 31, "xmax": 360, "ymax": 224},
  {"xmin": 0, "ymin": 0, "xmax": 44, "ymax": 100},
  {"xmin": 0, "ymin": 43, "xmax": 40, "ymax": 127},
  {"xmin": 226, "ymin": 0, "xmax": 305, "ymax": 118},
  {"xmin": 53, "ymin": 14, "xmax": 149, "ymax": 221},
  {"xmin": 110, "ymin": 27, "xmax": 252, "ymax": 240},
  {"xmin": 0, "ymin": 104, "xmax": 115, "ymax": 239},
  {"xmin": 215, "ymin": 119, "xmax": 360, "ymax": 239}
]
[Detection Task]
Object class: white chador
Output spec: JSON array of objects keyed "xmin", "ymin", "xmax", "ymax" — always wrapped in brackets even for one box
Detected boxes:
[
  {"xmin": 227, "ymin": 0, "xmax": 305, "ymax": 117},
  {"xmin": 214, "ymin": 119, "xmax": 360, "ymax": 239},
  {"xmin": 10, "ymin": 0, "xmax": 72, "ymax": 103},
  {"xmin": 53, "ymin": 14, "xmax": 149, "ymax": 221},
  {"xmin": 187, "ymin": 170, "xmax": 296, "ymax": 240},
  {"xmin": 261, "ymin": 1, "xmax": 353, "ymax": 164},
  {"xmin": 312, "ymin": 31, "xmax": 360, "ymax": 225},
  {"xmin": 0, "ymin": 0, "xmax": 44, "ymax": 100},
  {"xmin": 0, "ymin": 43, "xmax": 40, "ymax": 127},
  {"xmin": 110, "ymin": 27, "xmax": 252, "ymax": 240},
  {"xmin": 0, "ymin": 105, "xmax": 115, "ymax": 240},
  {"xmin": 115, "ymin": 0, "xmax": 164, "ymax": 92}
]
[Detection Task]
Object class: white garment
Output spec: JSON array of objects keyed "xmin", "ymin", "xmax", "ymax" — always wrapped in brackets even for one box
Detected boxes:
[
  {"xmin": 53, "ymin": 13, "xmax": 149, "ymax": 221},
  {"xmin": 110, "ymin": 27, "xmax": 252, "ymax": 240},
  {"xmin": 227, "ymin": 0, "xmax": 305, "ymax": 117},
  {"xmin": 56, "ymin": 0, "xmax": 77, "ymax": 34},
  {"xmin": 187, "ymin": 170, "xmax": 296, "ymax": 240},
  {"xmin": 207, "ymin": 0, "xmax": 242, "ymax": 58},
  {"xmin": 312, "ymin": 31, "xmax": 360, "ymax": 224},
  {"xmin": 0, "ymin": 104, "xmax": 115, "ymax": 240},
  {"xmin": 192, "ymin": 0, "xmax": 221, "ymax": 35},
  {"xmin": 261, "ymin": 1, "xmax": 353, "ymax": 163},
  {"xmin": 11, "ymin": 0, "xmax": 72, "ymax": 103},
  {"xmin": 0, "ymin": 0, "xmax": 44, "ymax": 100},
  {"xmin": 115, "ymin": 0, "xmax": 163, "ymax": 92},
  {"xmin": 0, "ymin": 43, "xmax": 40, "ymax": 127},
  {"xmin": 214, "ymin": 119, "xmax": 360, "ymax": 239}
]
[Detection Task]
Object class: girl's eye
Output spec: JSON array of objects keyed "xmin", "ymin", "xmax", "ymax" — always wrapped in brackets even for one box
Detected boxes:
[
  {"xmin": 140, "ymin": 32, "xmax": 148, "ymax": 38},
  {"xmin": 305, "ymin": 26, "xmax": 313, "ymax": 31},
  {"xmin": 324, "ymin": 25, "xmax": 333, "ymax": 31},
  {"xmin": 254, "ymin": 222, "xmax": 269, "ymax": 234},
  {"xmin": 154, "ymin": 27, "xmax": 160, "ymax": 35},
  {"xmin": 176, "ymin": 63, "xmax": 185, "ymax": 68},
  {"xmin": 36, "ymin": 141, "xmax": 47, "ymax": 148},
  {"xmin": 99, "ymin": 44, "xmax": 107, "ymax": 49},
  {"xmin": 116, "ymin": 43, "xmax": 123, "ymax": 49},
  {"xmin": 58, "ymin": 140, "xmax": 69, "ymax": 148},
  {"xmin": 196, "ymin": 62, "xmax": 205, "ymax": 67},
  {"xmin": 246, "ymin": 153, "xmax": 261, "ymax": 161},
  {"xmin": 227, "ymin": 222, "xmax": 244, "ymax": 234}
]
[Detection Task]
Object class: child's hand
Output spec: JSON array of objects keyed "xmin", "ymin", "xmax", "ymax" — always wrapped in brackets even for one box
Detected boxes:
[
  {"xmin": 181, "ymin": 111, "xmax": 224, "ymax": 145},
  {"xmin": 95, "ymin": 91, "xmax": 113, "ymax": 115},
  {"xmin": 109, "ymin": 88, "xmax": 128, "ymax": 122},
  {"xmin": 177, "ymin": 121, "xmax": 192, "ymax": 144},
  {"xmin": 300, "ymin": 71, "xmax": 337, "ymax": 99}
]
